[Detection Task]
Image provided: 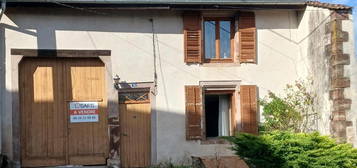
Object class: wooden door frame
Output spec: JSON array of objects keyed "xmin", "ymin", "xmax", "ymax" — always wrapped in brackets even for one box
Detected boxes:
[
  {"xmin": 199, "ymin": 80, "xmax": 241, "ymax": 141},
  {"xmin": 119, "ymin": 88, "xmax": 152, "ymax": 167},
  {"xmin": 10, "ymin": 49, "xmax": 121, "ymax": 167},
  {"xmin": 203, "ymin": 90, "xmax": 236, "ymax": 138},
  {"xmin": 117, "ymin": 82, "xmax": 156, "ymax": 165}
]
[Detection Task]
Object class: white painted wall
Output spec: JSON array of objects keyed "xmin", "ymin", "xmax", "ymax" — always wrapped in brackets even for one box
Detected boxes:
[{"xmin": 0, "ymin": 7, "xmax": 334, "ymax": 164}]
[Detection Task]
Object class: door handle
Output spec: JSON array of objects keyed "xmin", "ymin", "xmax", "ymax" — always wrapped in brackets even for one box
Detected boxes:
[{"xmin": 121, "ymin": 133, "xmax": 128, "ymax": 137}]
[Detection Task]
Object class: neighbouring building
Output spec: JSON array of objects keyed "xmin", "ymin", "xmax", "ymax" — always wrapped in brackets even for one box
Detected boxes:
[{"xmin": 0, "ymin": 0, "xmax": 355, "ymax": 167}]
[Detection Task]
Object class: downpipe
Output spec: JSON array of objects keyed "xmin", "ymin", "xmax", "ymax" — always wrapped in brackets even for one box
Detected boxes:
[{"xmin": 0, "ymin": 0, "xmax": 6, "ymax": 167}]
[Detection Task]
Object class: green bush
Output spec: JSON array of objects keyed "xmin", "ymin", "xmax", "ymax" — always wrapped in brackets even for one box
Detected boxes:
[
  {"xmin": 260, "ymin": 92, "xmax": 302, "ymax": 132},
  {"xmin": 224, "ymin": 131, "xmax": 357, "ymax": 168},
  {"xmin": 260, "ymin": 79, "xmax": 317, "ymax": 133}
]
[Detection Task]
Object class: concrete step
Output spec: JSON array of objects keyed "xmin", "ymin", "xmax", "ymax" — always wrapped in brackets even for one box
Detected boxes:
[
  {"xmin": 192, "ymin": 156, "xmax": 249, "ymax": 168},
  {"xmin": 43, "ymin": 166, "xmax": 107, "ymax": 168}
]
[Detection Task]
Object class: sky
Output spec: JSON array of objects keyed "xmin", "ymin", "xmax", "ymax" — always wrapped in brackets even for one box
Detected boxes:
[{"xmin": 320, "ymin": 0, "xmax": 356, "ymax": 53}]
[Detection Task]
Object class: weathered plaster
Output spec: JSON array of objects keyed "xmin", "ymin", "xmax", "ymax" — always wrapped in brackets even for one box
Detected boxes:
[
  {"xmin": 296, "ymin": 6, "xmax": 332, "ymax": 134},
  {"xmin": 297, "ymin": 6, "xmax": 355, "ymax": 144}
]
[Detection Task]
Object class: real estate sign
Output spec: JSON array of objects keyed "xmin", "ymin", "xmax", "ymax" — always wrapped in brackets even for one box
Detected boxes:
[{"xmin": 69, "ymin": 102, "xmax": 99, "ymax": 123}]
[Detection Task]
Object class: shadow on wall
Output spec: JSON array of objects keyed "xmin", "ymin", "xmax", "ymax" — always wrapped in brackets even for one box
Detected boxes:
[
  {"xmin": 1, "ymin": 89, "xmax": 236, "ymax": 166},
  {"xmin": 0, "ymin": 8, "xmax": 182, "ymax": 163},
  {"xmin": 1, "ymin": 61, "xmax": 237, "ymax": 165},
  {"xmin": 3, "ymin": 8, "xmax": 183, "ymax": 49},
  {"xmin": 2, "ymin": 7, "xmax": 309, "ymax": 52},
  {"xmin": 0, "ymin": 14, "xmax": 8, "ymax": 161}
]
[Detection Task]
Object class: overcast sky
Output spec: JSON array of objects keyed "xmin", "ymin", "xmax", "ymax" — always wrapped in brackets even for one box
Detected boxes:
[{"xmin": 320, "ymin": 0, "xmax": 356, "ymax": 53}]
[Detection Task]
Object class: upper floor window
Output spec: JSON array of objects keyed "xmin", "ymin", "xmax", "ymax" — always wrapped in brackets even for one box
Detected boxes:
[
  {"xmin": 183, "ymin": 12, "xmax": 256, "ymax": 64},
  {"xmin": 204, "ymin": 18, "xmax": 234, "ymax": 63}
]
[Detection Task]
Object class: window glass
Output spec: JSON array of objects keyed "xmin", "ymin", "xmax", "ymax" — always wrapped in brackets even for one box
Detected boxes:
[
  {"xmin": 219, "ymin": 21, "xmax": 231, "ymax": 58},
  {"xmin": 204, "ymin": 21, "xmax": 216, "ymax": 59}
]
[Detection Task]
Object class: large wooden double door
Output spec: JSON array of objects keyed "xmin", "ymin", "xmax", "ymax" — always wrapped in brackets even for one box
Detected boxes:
[{"xmin": 19, "ymin": 58, "xmax": 108, "ymax": 167}]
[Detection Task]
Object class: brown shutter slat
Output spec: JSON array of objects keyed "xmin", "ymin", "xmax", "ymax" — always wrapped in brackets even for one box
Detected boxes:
[
  {"xmin": 183, "ymin": 12, "xmax": 202, "ymax": 63},
  {"xmin": 239, "ymin": 12, "xmax": 256, "ymax": 63},
  {"xmin": 185, "ymin": 85, "xmax": 202, "ymax": 140},
  {"xmin": 240, "ymin": 85, "xmax": 258, "ymax": 134}
]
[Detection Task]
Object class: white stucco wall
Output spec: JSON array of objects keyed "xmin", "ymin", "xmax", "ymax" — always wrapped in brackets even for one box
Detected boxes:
[{"xmin": 0, "ymin": 8, "xmax": 325, "ymax": 164}]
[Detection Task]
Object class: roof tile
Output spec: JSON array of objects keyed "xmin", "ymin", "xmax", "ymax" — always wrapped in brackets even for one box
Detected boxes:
[{"xmin": 306, "ymin": 1, "xmax": 352, "ymax": 10}]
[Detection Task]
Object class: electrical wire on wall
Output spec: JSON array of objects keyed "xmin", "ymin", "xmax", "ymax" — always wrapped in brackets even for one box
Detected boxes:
[
  {"xmin": 37, "ymin": 0, "xmax": 352, "ymax": 94},
  {"xmin": 150, "ymin": 18, "xmax": 158, "ymax": 96}
]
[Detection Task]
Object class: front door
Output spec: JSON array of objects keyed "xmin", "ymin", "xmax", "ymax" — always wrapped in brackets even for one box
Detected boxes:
[
  {"xmin": 119, "ymin": 91, "xmax": 151, "ymax": 168},
  {"xmin": 20, "ymin": 58, "xmax": 108, "ymax": 167}
]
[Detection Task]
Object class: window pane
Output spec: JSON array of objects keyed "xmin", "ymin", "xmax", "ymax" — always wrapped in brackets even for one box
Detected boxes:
[
  {"xmin": 219, "ymin": 21, "xmax": 231, "ymax": 58},
  {"xmin": 204, "ymin": 21, "xmax": 216, "ymax": 59}
]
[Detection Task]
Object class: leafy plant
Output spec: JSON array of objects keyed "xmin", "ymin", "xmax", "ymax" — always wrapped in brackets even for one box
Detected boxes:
[
  {"xmin": 260, "ymin": 79, "xmax": 316, "ymax": 133},
  {"xmin": 260, "ymin": 92, "xmax": 302, "ymax": 132},
  {"xmin": 224, "ymin": 131, "xmax": 357, "ymax": 168}
]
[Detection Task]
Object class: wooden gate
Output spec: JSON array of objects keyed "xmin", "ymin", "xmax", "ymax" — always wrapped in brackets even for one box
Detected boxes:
[
  {"xmin": 19, "ymin": 58, "xmax": 108, "ymax": 167},
  {"xmin": 119, "ymin": 91, "xmax": 151, "ymax": 168}
]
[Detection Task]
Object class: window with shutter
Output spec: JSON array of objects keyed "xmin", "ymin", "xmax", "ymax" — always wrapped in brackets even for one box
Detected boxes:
[
  {"xmin": 203, "ymin": 17, "xmax": 235, "ymax": 63},
  {"xmin": 185, "ymin": 85, "xmax": 202, "ymax": 140},
  {"xmin": 185, "ymin": 87, "xmax": 239, "ymax": 143},
  {"xmin": 239, "ymin": 12, "xmax": 257, "ymax": 63},
  {"xmin": 183, "ymin": 13, "xmax": 202, "ymax": 64},
  {"xmin": 203, "ymin": 90, "xmax": 236, "ymax": 139},
  {"xmin": 240, "ymin": 85, "xmax": 258, "ymax": 134}
]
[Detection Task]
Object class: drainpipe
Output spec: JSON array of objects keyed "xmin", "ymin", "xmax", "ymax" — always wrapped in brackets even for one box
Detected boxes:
[
  {"xmin": 0, "ymin": 0, "xmax": 4, "ymax": 156},
  {"xmin": 0, "ymin": 0, "xmax": 6, "ymax": 20}
]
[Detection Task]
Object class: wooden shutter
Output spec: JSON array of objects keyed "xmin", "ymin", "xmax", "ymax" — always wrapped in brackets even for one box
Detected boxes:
[
  {"xmin": 240, "ymin": 85, "xmax": 258, "ymax": 134},
  {"xmin": 239, "ymin": 12, "xmax": 256, "ymax": 63},
  {"xmin": 185, "ymin": 85, "xmax": 202, "ymax": 140},
  {"xmin": 183, "ymin": 12, "xmax": 202, "ymax": 63}
]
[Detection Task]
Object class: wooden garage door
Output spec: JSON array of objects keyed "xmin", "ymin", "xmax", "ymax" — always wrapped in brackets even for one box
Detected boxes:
[
  {"xmin": 119, "ymin": 91, "xmax": 151, "ymax": 168},
  {"xmin": 19, "ymin": 58, "xmax": 108, "ymax": 167}
]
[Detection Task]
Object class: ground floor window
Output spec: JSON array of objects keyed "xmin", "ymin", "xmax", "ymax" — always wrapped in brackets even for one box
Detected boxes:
[{"xmin": 205, "ymin": 92, "xmax": 232, "ymax": 138}]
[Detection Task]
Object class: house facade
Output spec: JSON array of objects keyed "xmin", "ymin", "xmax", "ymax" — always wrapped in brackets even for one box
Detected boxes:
[{"xmin": 0, "ymin": 0, "xmax": 355, "ymax": 167}]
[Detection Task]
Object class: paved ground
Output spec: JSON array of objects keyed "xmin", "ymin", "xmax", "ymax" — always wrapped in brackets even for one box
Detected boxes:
[{"xmin": 43, "ymin": 166, "xmax": 107, "ymax": 168}]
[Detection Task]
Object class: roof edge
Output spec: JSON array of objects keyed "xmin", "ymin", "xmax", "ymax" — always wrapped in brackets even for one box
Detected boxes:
[
  {"xmin": 6, "ymin": 0, "xmax": 307, "ymax": 5},
  {"xmin": 6, "ymin": 0, "xmax": 353, "ymax": 11},
  {"xmin": 306, "ymin": 1, "xmax": 352, "ymax": 10}
]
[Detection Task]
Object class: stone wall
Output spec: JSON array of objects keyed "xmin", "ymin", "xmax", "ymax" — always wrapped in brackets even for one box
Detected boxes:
[
  {"xmin": 326, "ymin": 10, "xmax": 353, "ymax": 143},
  {"xmin": 299, "ymin": 6, "xmax": 355, "ymax": 145}
]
